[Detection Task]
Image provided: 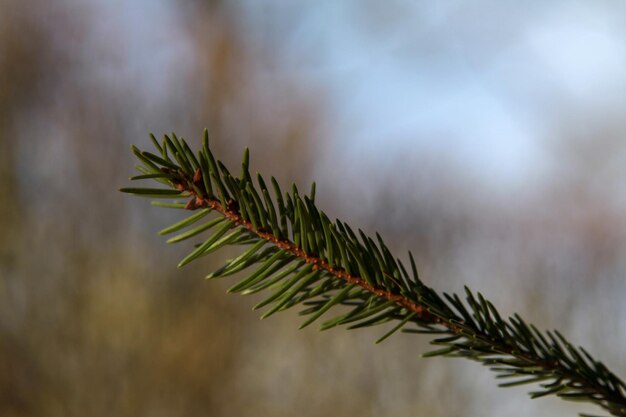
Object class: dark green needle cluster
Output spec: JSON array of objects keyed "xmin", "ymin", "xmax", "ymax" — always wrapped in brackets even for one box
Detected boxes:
[{"xmin": 121, "ymin": 130, "xmax": 626, "ymax": 417}]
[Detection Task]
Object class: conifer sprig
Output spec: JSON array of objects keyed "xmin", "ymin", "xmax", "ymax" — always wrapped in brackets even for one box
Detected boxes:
[{"xmin": 121, "ymin": 131, "xmax": 626, "ymax": 417}]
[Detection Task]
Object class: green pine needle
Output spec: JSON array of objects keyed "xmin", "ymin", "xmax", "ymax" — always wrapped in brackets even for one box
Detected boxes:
[{"xmin": 121, "ymin": 131, "xmax": 626, "ymax": 417}]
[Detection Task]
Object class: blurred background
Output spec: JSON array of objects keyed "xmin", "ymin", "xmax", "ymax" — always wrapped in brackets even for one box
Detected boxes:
[{"xmin": 1, "ymin": 1, "xmax": 626, "ymax": 416}]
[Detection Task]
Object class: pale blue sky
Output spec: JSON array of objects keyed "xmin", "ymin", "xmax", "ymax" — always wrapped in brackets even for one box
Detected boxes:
[
  {"xmin": 236, "ymin": 1, "xmax": 626, "ymax": 191},
  {"xmin": 90, "ymin": 0, "xmax": 626, "ymax": 193}
]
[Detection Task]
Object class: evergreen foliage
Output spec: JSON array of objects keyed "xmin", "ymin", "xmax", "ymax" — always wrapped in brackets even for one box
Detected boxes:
[{"xmin": 121, "ymin": 131, "xmax": 626, "ymax": 416}]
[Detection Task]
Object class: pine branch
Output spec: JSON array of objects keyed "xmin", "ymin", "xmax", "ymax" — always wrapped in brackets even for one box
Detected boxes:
[{"xmin": 121, "ymin": 131, "xmax": 626, "ymax": 417}]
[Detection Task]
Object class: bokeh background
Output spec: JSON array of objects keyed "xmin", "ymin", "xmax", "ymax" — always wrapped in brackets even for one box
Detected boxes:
[{"xmin": 2, "ymin": 1, "xmax": 626, "ymax": 416}]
